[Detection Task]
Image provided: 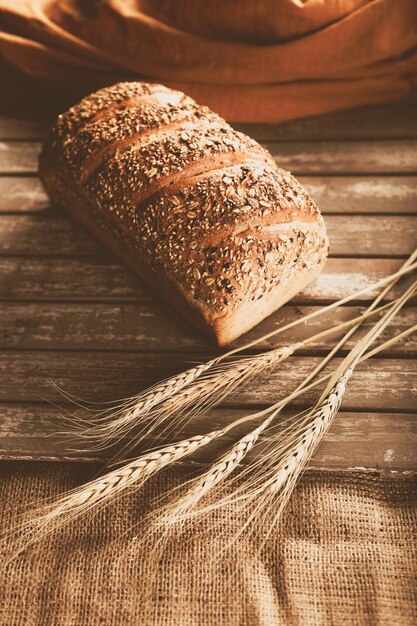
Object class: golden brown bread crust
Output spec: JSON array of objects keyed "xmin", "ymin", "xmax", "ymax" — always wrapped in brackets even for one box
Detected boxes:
[
  {"xmin": 61, "ymin": 103, "xmax": 224, "ymax": 182},
  {"xmin": 49, "ymin": 82, "xmax": 190, "ymax": 144},
  {"xmin": 39, "ymin": 81, "xmax": 328, "ymax": 345}
]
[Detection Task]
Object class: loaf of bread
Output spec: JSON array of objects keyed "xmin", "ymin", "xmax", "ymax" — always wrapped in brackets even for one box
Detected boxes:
[{"xmin": 39, "ymin": 82, "xmax": 328, "ymax": 346}]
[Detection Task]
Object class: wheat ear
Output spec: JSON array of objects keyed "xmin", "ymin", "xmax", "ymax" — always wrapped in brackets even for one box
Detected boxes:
[
  {"xmin": 64, "ymin": 344, "xmax": 299, "ymax": 460},
  {"xmin": 59, "ymin": 360, "xmax": 216, "ymax": 441},
  {"xmin": 61, "ymin": 258, "xmax": 417, "ymax": 453},
  {"xmin": 8, "ymin": 320, "xmax": 415, "ymax": 562},
  {"xmin": 3, "ymin": 428, "xmax": 224, "ymax": 561}
]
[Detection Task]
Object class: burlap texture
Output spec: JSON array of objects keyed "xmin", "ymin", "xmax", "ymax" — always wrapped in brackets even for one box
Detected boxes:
[
  {"xmin": 1, "ymin": 0, "xmax": 417, "ymax": 122},
  {"xmin": 0, "ymin": 462, "xmax": 416, "ymax": 626}
]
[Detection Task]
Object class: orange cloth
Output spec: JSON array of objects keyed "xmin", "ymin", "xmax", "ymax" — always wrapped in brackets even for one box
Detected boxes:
[{"xmin": 1, "ymin": 0, "xmax": 417, "ymax": 122}]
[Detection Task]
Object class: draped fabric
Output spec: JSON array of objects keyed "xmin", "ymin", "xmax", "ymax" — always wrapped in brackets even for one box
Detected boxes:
[{"xmin": 1, "ymin": 0, "xmax": 417, "ymax": 122}]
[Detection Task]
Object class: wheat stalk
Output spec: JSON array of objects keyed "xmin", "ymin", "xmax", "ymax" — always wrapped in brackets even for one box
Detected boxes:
[
  {"xmin": 218, "ymin": 280, "xmax": 417, "ymax": 542},
  {"xmin": 61, "ymin": 257, "xmax": 417, "ymax": 454},
  {"xmin": 148, "ymin": 277, "xmax": 416, "ymax": 535},
  {"xmin": 220, "ymin": 371, "xmax": 353, "ymax": 549},
  {"xmin": 1, "ymin": 309, "xmax": 388, "ymax": 558},
  {"xmin": 60, "ymin": 360, "xmax": 215, "ymax": 441},
  {"xmin": 64, "ymin": 298, "xmax": 399, "ymax": 460},
  {"xmin": 55, "ymin": 290, "xmax": 414, "ymax": 542},
  {"xmin": 154, "ymin": 417, "xmax": 275, "ymax": 529},
  {"xmin": 150, "ymin": 368, "xmax": 347, "ymax": 528},
  {"xmin": 6, "ymin": 259, "xmax": 414, "ymax": 560},
  {"xmin": 63, "ymin": 343, "xmax": 299, "ymax": 462},
  {"xmin": 268, "ymin": 370, "xmax": 352, "ymax": 495}
]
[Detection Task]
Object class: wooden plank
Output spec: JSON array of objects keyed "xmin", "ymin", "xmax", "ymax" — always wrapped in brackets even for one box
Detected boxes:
[
  {"xmin": 0, "ymin": 404, "xmax": 415, "ymax": 470},
  {"xmin": 265, "ymin": 140, "xmax": 417, "ymax": 175},
  {"xmin": 1, "ymin": 257, "xmax": 412, "ymax": 302},
  {"xmin": 1, "ymin": 214, "xmax": 415, "ymax": 257},
  {"xmin": 235, "ymin": 102, "xmax": 417, "ymax": 141},
  {"xmin": 0, "ymin": 353, "xmax": 415, "ymax": 411},
  {"xmin": 0, "ymin": 117, "xmax": 49, "ymax": 140},
  {"xmin": 2, "ymin": 140, "xmax": 417, "ymax": 175},
  {"xmin": 0, "ymin": 142, "xmax": 40, "ymax": 174},
  {"xmin": 1, "ymin": 176, "xmax": 416, "ymax": 215},
  {"xmin": 326, "ymin": 215, "xmax": 417, "ymax": 257},
  {"xmin": 0, "ymin": 177, "xmax": 49, "ymax": 213},
  {"xmin": 1, "ymin": 98, "xmax": 416, "ymax": 141},
  {"xmin": 0, "ymin": 302, "xmax": 415, "ymax": 355},
  {"xmin": 0, "ymin": 215, "xmax": 106, "ymax": 256},
  {"xmin": 0, "ymin": 255, "xmax": 152, "ymax": 301},
  {"xmin": 302, "ymin": 176, "xmax": 417, "ymax": 215}
]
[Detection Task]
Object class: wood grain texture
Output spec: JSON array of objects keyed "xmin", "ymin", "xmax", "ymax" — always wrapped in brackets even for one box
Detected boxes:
[
  {"xmin": 235, "ymin": 101, "xmax": 417, "ymax": 141},
  {"xmin": 0, "ymin": 214, "xmax": 415, "ymax": 257},
  {"xmin": 0, "ymin": 404, "xmax": 415, "ymax": 470},
  {"xmin": 2, "ymin": 98, "xmax": 417, "ymax": 141},
  {"xmin": 1, "ymin": 176, "xmax": 416, "ymax": 215},
  {"xmin": 265, "ymin": 140, "xmax": 417, "ymax": 175},
  {"xmin": 1, "ymin": 353, "xmax": 415, "ymax": 411},
  {"xmin": 302, "ymin": 177, "xmax": 417, "ymax": 215},
  {"xmin": 0, "ymin": 94, "xmax": 416, "ymax": 469},
  {"xmin": 0, "ymin": 142, "xmax": 40, "ymax": 174},
  {"xmin": 2, "ymin": 140, "xmax": 417, "ymax": 175},
  {"xmin": 1, "ymin": 257, "xmax": 412, "ymax": 302},
  {"xmin": 0, "ymin": 302, "xmax": 415, "ymax": 355},
  {"xmin": 0, "ymin": 177, "xmax": 49, "ymax": 213}
]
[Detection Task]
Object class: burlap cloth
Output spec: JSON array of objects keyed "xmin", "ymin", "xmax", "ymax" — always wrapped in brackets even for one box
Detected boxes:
[
  {"xmin": 1, "ymin": 0, "xmax": 417, "ymax": 122},
  {"xmin": 0, "ymin": 462, "xmax": 415, "ymax": 626}
]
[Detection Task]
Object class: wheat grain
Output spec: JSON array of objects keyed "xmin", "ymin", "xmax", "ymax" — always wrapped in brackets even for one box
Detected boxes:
[
  {"xmin": 156, "ymin": 416, "xmax": 275, "ymax": 527},
  {"xmin": 218, "ymin": 281, "xmax": 417, "ymax": 543},
  {"xmin": 147, "ymin": 290, "xmax": 414, "ymax": 526},
  {"xmin": 6, "ymin": 318, "xmax": 415, "ymax": 562},
  {"xmin": 82, "ymin": 289, "xmax": 416, "ymax": 533},
  {"xmin": 268, "ymin": 369, "xmax": 352, "ymax": 495},
  {"xmin": 3, "ymin": 252, "xmax": 415, "ymax": 565},
  {"xmin": 61, "ymin": 360, "xmax": 216, "ymax": 445}
]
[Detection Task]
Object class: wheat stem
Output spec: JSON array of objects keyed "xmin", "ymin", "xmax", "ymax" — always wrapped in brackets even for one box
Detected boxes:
[
  {"xmin": 6, "ymin": 315, "xmax": 415, "ymax": 561},
  {"xmin": 291, "ymin": 250, "xmax": 417, "ymax": 400},
  {"xmin": 220, "ymin": 253, "xmax": 417, "ymax": 358}
]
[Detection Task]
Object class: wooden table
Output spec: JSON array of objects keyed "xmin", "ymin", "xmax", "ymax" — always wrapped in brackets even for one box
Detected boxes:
[{"xmin": 0, "ymin": 86, "xmax": 416, "ymax": 473}]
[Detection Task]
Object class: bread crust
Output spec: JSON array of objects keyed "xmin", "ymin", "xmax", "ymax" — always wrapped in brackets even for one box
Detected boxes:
[{"xmin": 39, "ymin": 81, "xmax": 328, "ymax": 346}]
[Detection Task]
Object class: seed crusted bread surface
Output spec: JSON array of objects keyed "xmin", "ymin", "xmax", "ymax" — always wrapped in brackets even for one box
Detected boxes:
[
  {"xmin": 87, "ymin": 125, "xmax": 274, "ymax": 215},
  {"xmin": 62, "ymin": 102, "xmax": 224, "ymax": 181},
  {"xmin": 40, "ymin": 81, "xmax": 328, "ymax": 344},
  {"xmin": 49, "ymin": 82, "xmax": 190, "ymax": 148},
  {"xmin": 122, "ymin": 163, "xmax": 328, "ymax": 315}
]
